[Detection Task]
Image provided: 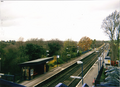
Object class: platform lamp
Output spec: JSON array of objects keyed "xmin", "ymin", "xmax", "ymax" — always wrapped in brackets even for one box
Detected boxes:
[
  {"xmin": 98, "ymin": 57, "xmax": 102, "ymax": 71},
  {"xmin": 66, "ymin": 48, "xmax": 68, "ymax": 62},
  {"xmin": 96, "ymin": 50, "xmax": 99, "ymax": 74},
  {"xmin": 77, "ymin": 46, "xmax": 79, "ymax": 57},
  {"xmin": 102, "ymin": 52, "xmax": 104, "ymax": 66},
  {"xmin": 0, "ymin": 58, "xmax": 1, "ymax": 72},
  {"xmin": 77, "ymin": 61, "xmax": 83, "ymax": 85},
  {"xmin": 57, "ymin": 55, "xmax": 59, "ymax": 67}
]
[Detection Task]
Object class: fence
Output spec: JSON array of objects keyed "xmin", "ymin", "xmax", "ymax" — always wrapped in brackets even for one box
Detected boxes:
[
  {"xmin": 82, "ymin": 49, "xmax": 92, "ymax": 54},
  {"xmin": 95, "ymin": 65, "xmax": 103, "ymax": 86}
]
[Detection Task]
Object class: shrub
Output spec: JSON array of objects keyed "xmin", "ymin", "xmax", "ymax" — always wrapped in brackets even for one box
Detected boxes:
[
  {"xmin": 48, "ymin": 63, "xmax": 54, "ymax": 67},
  {"xmin": 58, "ymin": 58, "xmax": 64, "ymax": 64},
  {"xmin": 71, "ymin": 52, "xmax": 77, "ymax": 58}
]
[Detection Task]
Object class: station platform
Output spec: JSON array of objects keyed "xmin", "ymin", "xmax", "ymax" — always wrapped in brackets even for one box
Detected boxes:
[
  {"xmin": 20, "ymin": 50, "xmax": 94, "ymax": 87},
  {"xmin": 76, "ymin": 60, "xmax": 99, "ymax": 87},
  {"xmin": 76, "ymin": 49, "xmax": 108, "ymax": 87}
]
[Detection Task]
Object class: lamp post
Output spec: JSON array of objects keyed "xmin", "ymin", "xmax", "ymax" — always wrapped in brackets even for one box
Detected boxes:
[
  {"xmin": 98, "ymin": 57, "xmax": 102, "ymax": 70},
  {"xmin": 102, "ymin": 53, "xmax": 104, "ymax": 65},
  {"xmin": 96, "ymin": 51, "xmax": 99, "ymax": 74},
  {"xmin": 100, "ymin": 57, "xmax": 101, "ymax": 70},
  {"xmin": 77, "ymin": 61, "xmax": 83, "ymax": 85},
  {"xmin": 77, "ymin": 46, "xmax": 79, "ymax": 57},
  {"xmin": 0, "ymin": 58, "xmax": 1, "ymax": 72},
  {"xmin": 57, "ymin": 55, "xmax": 59, "ymax": 67},
  {"xmin": 66, "ymin": 48, "xmax": 68, "ymax": 62}
]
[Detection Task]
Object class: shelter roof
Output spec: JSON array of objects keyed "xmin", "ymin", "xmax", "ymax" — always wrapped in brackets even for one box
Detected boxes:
[{"xmin": 19, "ymin": 57, "xmax": 53, "ymax": 67}]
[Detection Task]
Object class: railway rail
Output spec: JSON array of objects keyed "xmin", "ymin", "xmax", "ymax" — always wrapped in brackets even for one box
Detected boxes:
[{"xmin": 35, "ymin": 45, "xmax": 104, "ymax": 87}]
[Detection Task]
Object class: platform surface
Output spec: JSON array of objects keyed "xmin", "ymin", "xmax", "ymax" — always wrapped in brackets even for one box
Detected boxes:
[{"xmin": 76, "ymin": 50, "xmax": 108, "ymax": 87}]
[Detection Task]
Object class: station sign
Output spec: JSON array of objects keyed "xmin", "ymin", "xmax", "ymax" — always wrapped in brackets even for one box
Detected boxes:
[{"xmin": 70, "ymin": 76, "xmax": 81, "ymax": 79}]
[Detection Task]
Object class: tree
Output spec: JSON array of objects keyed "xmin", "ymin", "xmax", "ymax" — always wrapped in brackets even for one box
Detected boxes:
[
  {"xmin": 101, "ymin": 10, "xmax": 120, "ymax": 61},
  {"xmin": 2, "ymin": 45, "xmax": 20, "ymax": 74},
  {"xmin": 47, "ymin": 39, "xmax": 63, "ymax": 56},
  {"xmin": 91, "ymin": 39, "xmax": 96, "ymax": 49},
  {"xmin": 17, "ymin": 37, "xmax": 24, "ymax": 47},
  {"xmin": 25, "ymin": 43, "xmax": 45, "ymax": 60},
  {"xmin": 18, "ymin": 37, "xmax": 24, "ymax": 42},
  {"xmin": 61, "ymin": 39, "xmax": 78, "ymax": 61},
  {"xmin": 63, "ymin": 39, "xmax": 77, "ymax": 53},
  {"xmin": 78, "ymin": 36, "xmax": 92, "ymax": 51},
  {"xmin": 26, "ymin": 38, "xmax": 47, "ymax": 49}
]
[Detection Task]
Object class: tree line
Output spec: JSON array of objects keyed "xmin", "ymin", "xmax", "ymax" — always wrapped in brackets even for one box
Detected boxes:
[{"xmin": 0, "ymin": 37, "xmax": 104, "ymax": 76}]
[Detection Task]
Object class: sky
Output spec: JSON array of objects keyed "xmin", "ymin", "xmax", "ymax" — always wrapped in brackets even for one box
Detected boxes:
[{"xmin": 0, "ymin": 0, "xmax": 120, "ymax": 42}]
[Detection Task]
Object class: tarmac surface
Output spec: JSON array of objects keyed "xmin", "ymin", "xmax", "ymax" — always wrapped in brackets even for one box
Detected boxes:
[{"xmin": 20, "ymin": 50, "xmax": 94, "ymax": 87}]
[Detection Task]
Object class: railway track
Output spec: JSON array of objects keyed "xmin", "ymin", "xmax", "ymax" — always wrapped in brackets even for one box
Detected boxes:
[{"xmin": 36, "ymin": 47, "xmax": 104, "ymax": 87}]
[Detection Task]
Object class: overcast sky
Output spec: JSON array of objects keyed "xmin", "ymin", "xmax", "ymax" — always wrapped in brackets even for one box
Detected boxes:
[{"xmin": 0, "ymin": 0, "xmax": 120, "ymax": 41}]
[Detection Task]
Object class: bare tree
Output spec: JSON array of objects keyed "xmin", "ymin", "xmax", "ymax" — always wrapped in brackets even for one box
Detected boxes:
[
  {"xmin": 18, "ymin": 37, "xmax": 24, "ymax": 42},
  {"xmin": 17, "ymin": 37, "xmax": 24, "ymax": 47},
  {"xmin": 101, "ymin": 10, "xmax": 120, "ymax": 61}
]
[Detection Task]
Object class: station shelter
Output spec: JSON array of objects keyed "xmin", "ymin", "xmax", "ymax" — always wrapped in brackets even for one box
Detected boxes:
[{"xmin": 19, "ymin": 57, "xmax": 53, "ymax": 80}]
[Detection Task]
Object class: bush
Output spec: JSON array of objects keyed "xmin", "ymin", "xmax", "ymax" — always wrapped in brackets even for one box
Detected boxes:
[
  {"xmin": 79, "ymin": 50, "xmax": 82, "ymax": 54},
  {"xmin": 58, "ymin": 58, "xmax": 64, "ymax": 64},
  {"xmin": 71, "ymin": 52, "xmax": 77, "ymax": 58},
  {"xmin": 48, "ymin": 62, "xmax": 54, "ymax": 67}
]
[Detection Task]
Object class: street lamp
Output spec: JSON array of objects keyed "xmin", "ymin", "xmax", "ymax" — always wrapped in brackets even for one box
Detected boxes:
[
  {"xmin": 0, "ymin": 58, "xmax": 1, "ymax": 72},
  {"xmin": 96, "ymin": 51, "xmax": 99, "ymax": 74},
  {"xmin": 101, "ymin": 52, "xmax": 104, "ymax": 66},
  {"xmin": 98, "ymin": 57, "xmax": 102, "ymax": 71},
  {"xmin": 66, "ymin": 48, "xmax": 68, "ymax": 62},
  {"xmin": 77, "ymin": 61, "xmax": 83, "ymax": 85},
  {"xmin": 57, "ymin": 55, "xmax": 59, "ymax": 67},
  {"xmin": 77, "ymin": 46, "xmax": 79, "ymax": 57}
]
